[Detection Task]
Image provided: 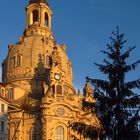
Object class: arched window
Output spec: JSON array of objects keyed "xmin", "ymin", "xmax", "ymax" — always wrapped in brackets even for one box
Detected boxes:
[
  {"xmin": 12, "ymin": 56, "xmax": 16, "ymax": 68},
  {"xmin": 44, "ymin": 12, "xmax": 48, "ymax": 26},
  {"xmin": 29, "ymin": 128, "xmax": 36, "ymax": 140},
  {"xmin": 56, "ymin": 126, "xmax": 64, "ymax": 140},
  {"xmin": 32, "ymin": 10, "xmax": 38, "ymax": 23},
  {"xmin": 8, "ymin": 88, "xmax": 14, "ymax": 100},
  {"xmin": 17, "ymin": 55, "xmax": 21, "ymax": 67},
  {"xmin": 56, "ymin": 85, "xmax": 62, "ymax": 95}
]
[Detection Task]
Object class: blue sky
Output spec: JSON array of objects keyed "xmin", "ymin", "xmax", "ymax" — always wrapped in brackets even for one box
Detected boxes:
[{"xmin": 0, "ymin": 0, "xmax": 140, "ymax": 92}]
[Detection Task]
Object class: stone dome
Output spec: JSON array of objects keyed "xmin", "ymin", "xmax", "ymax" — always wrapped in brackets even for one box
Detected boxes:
[
  {"xmin": 3, "ymin": 35, "xmax": 73, "ymax": 91},
  {"xmin": 2, "ymin": 0, "xmax": 75, "ymax": 100}
]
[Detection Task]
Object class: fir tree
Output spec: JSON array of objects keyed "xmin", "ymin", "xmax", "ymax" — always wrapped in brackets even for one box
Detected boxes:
[
  {"xmin": 71, "ymin": 27, "xmax": 140, "ymax": 140},
  {"xmin": 90, "ymin": 27, "xmax": 140, "ymax": 140}
]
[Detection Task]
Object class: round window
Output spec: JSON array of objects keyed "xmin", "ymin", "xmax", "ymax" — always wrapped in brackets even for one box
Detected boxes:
[{"xmin": 56, "ymin": 108, "xmax": 65, "ymax": 116}]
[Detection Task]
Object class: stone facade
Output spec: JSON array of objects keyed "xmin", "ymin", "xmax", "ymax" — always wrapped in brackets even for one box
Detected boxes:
[
  {"xmin": 1, "ymin": 0, "xmax": 100, "ymax": 140},
  {"xmin": 0, "ymin": 83, "xmax": 9, "ymax": 140}
]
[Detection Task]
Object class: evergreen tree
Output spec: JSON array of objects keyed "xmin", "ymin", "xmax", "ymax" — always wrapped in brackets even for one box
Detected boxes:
[
  {"xmin": 71, "ymin": 27, "xmax": 140, "ymax": 140},
  {"xmin": 91, "ymin": 27, "xmax": 140, "ymax": 140}
]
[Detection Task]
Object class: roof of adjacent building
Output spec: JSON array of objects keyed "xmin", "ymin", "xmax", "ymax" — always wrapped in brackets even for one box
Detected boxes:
[{"xmin": 29, "ymin": 0, "xmax": 49, "ymax": 6}]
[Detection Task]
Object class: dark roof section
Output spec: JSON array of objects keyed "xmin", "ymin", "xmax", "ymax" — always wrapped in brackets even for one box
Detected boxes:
[{"xmin": 29, "ymin": 0, "xmax": 49, "ymax": 6}]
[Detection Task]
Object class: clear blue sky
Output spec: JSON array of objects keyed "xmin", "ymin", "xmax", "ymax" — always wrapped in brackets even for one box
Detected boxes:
[{"xmin": 0, "ymin": 0, "xmax": 140, "ymax": 91}]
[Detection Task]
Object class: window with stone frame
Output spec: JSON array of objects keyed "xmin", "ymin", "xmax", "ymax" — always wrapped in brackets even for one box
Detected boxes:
[
  {"xmin": 8, "ymin": 88, "xmax": 14, "ymax": 100},
  {"xmin": 44, "ymin": 12, "xmax": 48, "ymax": 26},
  {"xmin": 56, "ymin": 85, "xmax": 62, "ymax": 95},
  {"xmin": 12, "ymin": 56, "xmax": 16, "ymax": 68},
  {"xmin": 55, "ymin": 126, "xmax": 64, "ymax": 140},
  {"xmin": 17, "ymin": 55, "xmax": 22, "ymax": 67},
  {"xmin": 32, "ymin": 10, "xmax": 38, "ymax": 23}
]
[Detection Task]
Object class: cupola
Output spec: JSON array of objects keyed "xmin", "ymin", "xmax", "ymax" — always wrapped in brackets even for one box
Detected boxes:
[{"xmin": 25, "ymin": 0, "xmax": 53, "ymax": 37}]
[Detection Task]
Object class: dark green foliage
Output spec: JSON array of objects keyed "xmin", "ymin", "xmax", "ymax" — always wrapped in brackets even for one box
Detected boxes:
[
  {"xmin": 90, "ymin": 27, "xmax": 140, "ymax": 139},
  {"xmin": 82, "ymin": 99, "xmax": 95, "ymax": 111},
  {"xmin": 70, "ymin": 27, "xmax": 140, "ymax": 140},
  {"xmin": 69, "ymin": 122, "xmax": 100, "ymax": 140}
]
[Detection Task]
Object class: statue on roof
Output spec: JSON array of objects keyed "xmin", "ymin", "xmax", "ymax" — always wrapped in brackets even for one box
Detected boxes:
[{"xmin": 83, "ymin": 77, "xmax": 96, "ymax": 103}]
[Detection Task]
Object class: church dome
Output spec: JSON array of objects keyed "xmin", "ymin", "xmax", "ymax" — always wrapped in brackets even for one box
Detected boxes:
[
  {"xmin": 2, "ymin": 35, "xmax": 74, "ymax": 96},
  {"xmin": 2, "ymin": 0, "xmax": 75, "ymax": 100}
]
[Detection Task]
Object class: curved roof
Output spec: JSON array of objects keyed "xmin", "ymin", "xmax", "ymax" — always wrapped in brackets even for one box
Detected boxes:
[{"xmin": 29, "ymin": 0, "xmax": 49, "ymax": 6}]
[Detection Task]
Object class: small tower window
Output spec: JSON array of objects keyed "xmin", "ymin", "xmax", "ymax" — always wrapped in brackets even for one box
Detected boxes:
[
  {"xmin": 32, "ymin": 10, "xmax": 38, "ymax": 23},
  {"xmin": 44, "ymin": 12, "xmax": 48, "ymax": 26},
  {"xmin": 56, "ymin": 126, "xmax": 64, "ymax": 140},
  {"xmin": 56, "ymin": 85, "xmax": 62, "ymax": 95}
]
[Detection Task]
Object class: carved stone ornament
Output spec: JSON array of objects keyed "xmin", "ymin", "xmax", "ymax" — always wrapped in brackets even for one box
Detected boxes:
[
  {"xmin": 52, "ymin": 43, "xmax": 61, "ymax": 66},
  {"xmin": 83, "ymin": 80, "xmax": 93, "ymax": 97}
]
